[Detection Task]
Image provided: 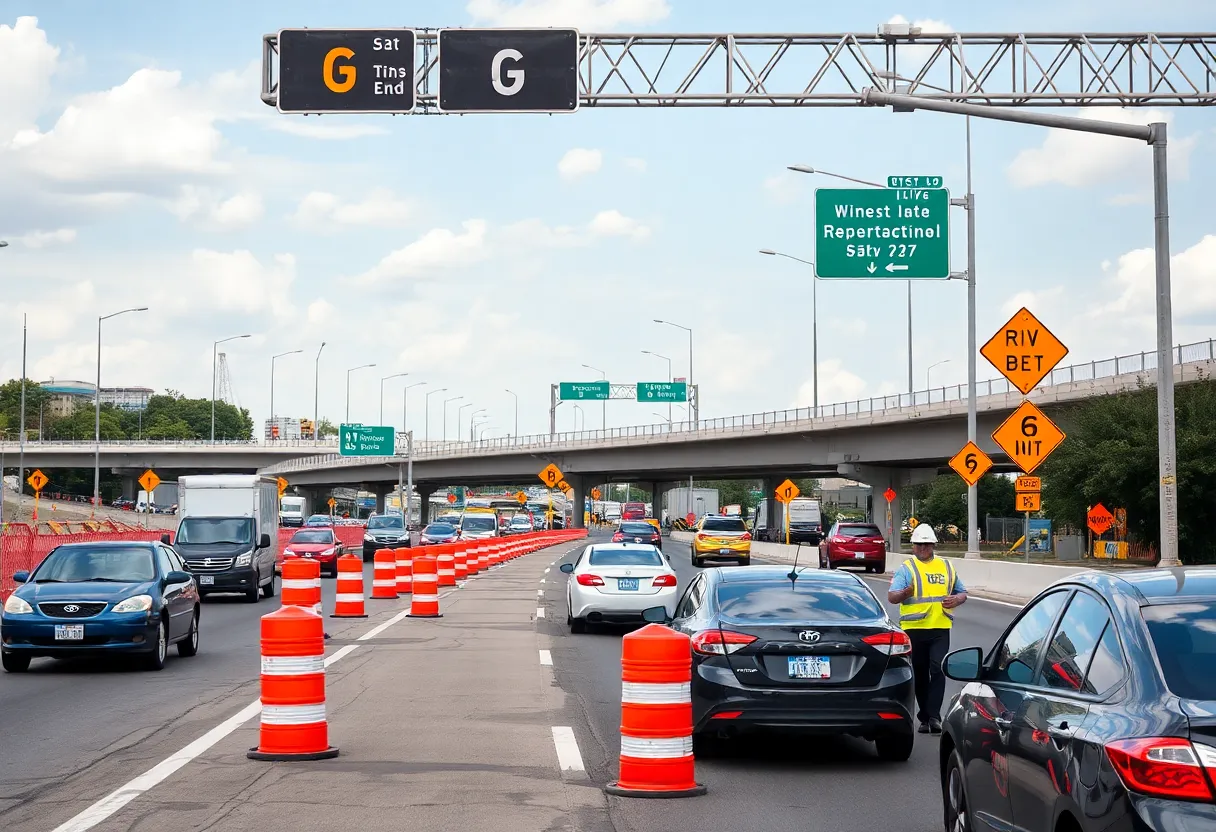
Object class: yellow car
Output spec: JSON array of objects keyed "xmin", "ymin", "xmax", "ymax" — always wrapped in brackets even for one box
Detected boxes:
[{"xmin": 691, "ymin": 515, "xmax": 752, "ymax": 567}]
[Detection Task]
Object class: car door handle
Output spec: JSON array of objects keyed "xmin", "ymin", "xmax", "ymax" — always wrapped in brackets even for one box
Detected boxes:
[
  {"xmin": 1048, "ymin": 722, "xmax": 1075, "ymax": 740},
  {"xmin": 993, "ymin": 716, "xmax": 1013, "ymax": 728}
]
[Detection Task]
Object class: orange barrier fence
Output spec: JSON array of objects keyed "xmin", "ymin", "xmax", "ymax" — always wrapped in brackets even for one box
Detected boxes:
[{"xmin": 1, "ymin": 523, "xmax": 172, "ymax": 601}]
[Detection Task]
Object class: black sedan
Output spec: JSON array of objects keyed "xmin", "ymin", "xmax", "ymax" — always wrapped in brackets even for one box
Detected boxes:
[
  {"xmin": 643, "ymin": 565, "xmax": 916, "ymax": 760},
  {"xmin": 940, "ymin": 567, "xmax": 1216, "ymax": 831},
  {"xmin": 613, "ymin": 520, "xmax": 663, "ymax": 550}
]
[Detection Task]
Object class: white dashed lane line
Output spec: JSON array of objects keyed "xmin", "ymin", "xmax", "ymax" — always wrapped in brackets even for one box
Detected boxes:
[
  {"xmin": 539, "ymin": 649, "xmax": 553, "ymax": 666},
  {"xmin": 550, "ymin": 726, "xmax": 586, "ymax": 773}
]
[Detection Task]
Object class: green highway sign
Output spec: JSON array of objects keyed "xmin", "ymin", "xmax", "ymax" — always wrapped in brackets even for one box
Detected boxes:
[
  {"xmin": 887, "ymin": 175, "xmax": 943, "ymax": 189},
  {"xmin": 559, "ymin": 381, "xmax": 610, "ymax": 400},
  {"xmin": 636, "ymin": 382, "xmax": 688, "ymax": 402},
  {"xmin": 339, "ymin": 424, "xmax": 395, "ymax": 456},
  {"xmin": 815, "ymin": 187, "xmax": 950, "ymax": 279}
]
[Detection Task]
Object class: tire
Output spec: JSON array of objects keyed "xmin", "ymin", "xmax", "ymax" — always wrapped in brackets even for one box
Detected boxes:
[
  {"xmin": 874, "ymin": 732, "xmax": 914, "ymax": 762},
  {"xmin": 569, "ymin": 616, "xmax": 586, "ymax": 634},
  {"xmin": 692, "ymin": 557, "xmax": 704, "ymax": 568},
  {"xmin": 262, "ymin": 575, "xmax": 277, "ymax": 598},
  {"xmin": 245, "ymin": 581, "xmax": 260, "ymax": 603},
  {"xmin": 145, "ymin": 617, "xmax": 168, "ymax": 671},
  {"xmin": 738, "ymin": 558, "xmax": 750, "ymax": 567},
  {"xmin": 177, "ymin": 609, "xmax": 200, "ymax": 657},
  {"xmin": 1, "ymin": 651, "xmax": 31, "ymax": 673},
  {"xmin": 942, "ymin": 748, "xmax": 972, "ymax": 831}
]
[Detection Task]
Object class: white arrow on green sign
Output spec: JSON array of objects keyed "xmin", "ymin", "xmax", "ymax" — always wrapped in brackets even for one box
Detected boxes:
[
  {"xmin": 338, "ymin": 424, "xmax": 395, "ymax": 456},
  {"xmin": 636, "ymin": 382, "xmax": 687, "ymax": 402}
]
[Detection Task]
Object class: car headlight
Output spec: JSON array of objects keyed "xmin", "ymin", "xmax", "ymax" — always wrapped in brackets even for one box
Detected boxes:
[
  {"xmin": 3, "ymin": 595, "xmax": 33, "ymax": 615},
  {"xmin": 112, "ymin": 594, "xmax": 153, "ymax": 614},
  {"xmin": 282, "ymin": 548, "xmax": 295, "ymax": 557},
  {"xmin": 364, "ymin": 534, "xmax": 375, "ymax": 542},
  {"xmin": 235, "ymin": 552, "xmax": 253, "ymax": 567}
]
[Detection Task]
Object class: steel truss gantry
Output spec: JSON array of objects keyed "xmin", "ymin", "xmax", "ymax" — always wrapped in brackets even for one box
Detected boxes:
[{"xmin": 261, "ymin": 30, "xmax": 1216, "ymax": 110}]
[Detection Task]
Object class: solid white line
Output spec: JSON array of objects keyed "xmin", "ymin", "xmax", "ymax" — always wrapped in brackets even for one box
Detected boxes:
[
  {"xmin": 536, "ymin": 607, "xmax": 546, "ymax": 619},
  {"xmin": 551, "ymin": 726, "xmax": 585, "ymax": 772},
  {"xmin": 539, "ymin": 649, "xmax": 553, "ymax": 666},
  {"xmin": 357, "ymin": 609, "xmax": 412, "ymax": 641},
  {"xmin": 325, "ymin": 644, "xmax": 359, "ymax": 666}
]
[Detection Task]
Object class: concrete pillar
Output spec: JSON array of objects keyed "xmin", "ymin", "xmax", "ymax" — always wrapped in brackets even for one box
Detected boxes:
[
  {"xmin": 570, "ymin": 475, "xmax": 587, "ymax": 530},
  {"xmin": 761, "ymin": 477, "xmax": 784, "ymax": 543},
  {"xmin": 417, "ymin": 486, "xmax": 434, "ymax": 524},
  {"xmin": 121, "ymin": 475, "xmax": 138, "ymax": 501},
  {"xmin": 372, "ymin": 486, "xmax": 389, "ymax": 515}
]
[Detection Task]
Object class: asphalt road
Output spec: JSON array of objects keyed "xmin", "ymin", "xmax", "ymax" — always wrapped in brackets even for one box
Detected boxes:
[
  {"xmin": 539, "ymin": 533, "xmax": 1018, "ymax": 832},
  {"xmin": 0, "ymin": 565, "xmax": 365, "ymax": 820}
]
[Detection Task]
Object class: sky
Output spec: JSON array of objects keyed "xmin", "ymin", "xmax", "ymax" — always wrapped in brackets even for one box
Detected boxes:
[{"xmin": 1, "ymin": 0, "xmax": 1214, "ymax": 442}]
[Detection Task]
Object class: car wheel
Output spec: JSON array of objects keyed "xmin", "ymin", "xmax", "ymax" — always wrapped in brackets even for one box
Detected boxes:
[
  {"xmin": 692, "ymin": 733, "xmax": 723, "ymax": 757},
  {"xmin": 262, "ymin": 575, "xmax": 277, "ymax": 598},
  {"xmin": 1, "ymin": 651, "xmax": 31, "ymax": 673},
  {"xmin": 177, "ymin": 609, "xmax": 200, "ymax": 657},
  {"xmin": 943, "ymin": 749, "xmax": 971, "ymax": 831},
  {"xmin": 245, "ymin": 581, "xmax": 261, "ymax": 603},
  {"xmin": 569, "ymin": 616, "xmax": 586, "ymax": 634},
  {"xmin": 874, "ymin": 732, "xmax": 914, "ymax": 762},
  {"xmin": 692, "ymin": 557, "xmax": 704, "ymax": 568},
  {"xmin": 145, "ymin": 617, "xmax": 168, "ymax": 671},
  {"xmin": 738, "ymin": 557, "xmax": 750, "ymax": 567}
]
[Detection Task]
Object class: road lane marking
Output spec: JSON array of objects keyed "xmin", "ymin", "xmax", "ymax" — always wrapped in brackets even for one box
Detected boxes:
[
  {"xmin": 357, "ymin": 609, "xmax": 412, "ymax": 641},
  {"xmin": 539, "ymin": 649, "xmax": 553, "ymax": 666},
  {"xmin": 544, "ymin": 567, "xmax": 550, "ymax": 573},
  {"xmin": 325, "ymin": 644, "xmax": 359, "ymax": 665},
  {"xmin": 536, "ymin": 607, "xmax": 546, "ymax": 619},
  {"xmin": 537, "ymin": 589, "xmax": 544, "ymax": 597},
  {"xmin": 551, "ymin": 726, "xmax": 585, "ymax": 772}
]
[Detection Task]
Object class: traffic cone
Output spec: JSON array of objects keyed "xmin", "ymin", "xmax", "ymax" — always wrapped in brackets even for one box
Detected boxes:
[
  {"xmin": 395, "ymin": 547, "xmax": 414, "ymax": 595},
  {"xmin": 436, "ymin": 546, "xmax": 456, "ymax": 587},
  {"xmin": 408, "ymin": 555, "xmax": 441, "ymax": 618},
  {"xmin": 247, "ymin": 605, "xmax": 339, "ymax": 761},
  {"xmin": 453, "ymin": 546, "xmax": 468, "ymax": 580},
  {"xmin": 466, "ymin": 544, "xmax": 482, "ymax": 576},
  {"xmin": 604, "ymin": 623, "xmax": 706, "ymax": 798},
  {"xmin": 282, "ymin": 557, "xmax": 322, "ymax": 617},
  {"xmin": 330, "ymin": 554, "xmax": 368, "ymax": 618},
  {"xmin": 371, "ymin": 550, "xmax": 398, "ymax": 599}
]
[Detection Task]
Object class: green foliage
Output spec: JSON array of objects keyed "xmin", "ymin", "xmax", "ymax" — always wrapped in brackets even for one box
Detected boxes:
[
  {"xmin": 915, "ymin": 473, "xmax": 1016, "ymax": 530},
  {"xmin": 0, "ymin": 378, "xmax": 52, "ymax": 438},
  {"xmin": 1040, "ymin": 377, "xmax": 1216, "ymax": 561},
  {"xmin": 317, "ymin": 418, "xmax": 339, "ymax": 438}
]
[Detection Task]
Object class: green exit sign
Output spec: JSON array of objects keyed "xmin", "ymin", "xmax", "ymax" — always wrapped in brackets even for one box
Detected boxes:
[
  {"xmin": 815, "ymin": 187, "xmax": 950, "ymax": 279},
  {"xmin": 887, "ymin": 175, "xmax": 943, "ymax": 189},
  {"xmin": 637, "ymin": 382, "xmax": 687, "ymax": 402},
  {"xmin": 339, "ymin": 424, "xmax": 395, "ymax": 456},
  {"xmin": 559, "ymin": 381, "xmax": 610, "ymax": 400}
]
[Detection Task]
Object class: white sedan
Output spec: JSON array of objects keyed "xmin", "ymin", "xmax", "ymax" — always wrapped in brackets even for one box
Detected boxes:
[{"xmin": 560, "ymin": 543, "xmax": 678, "ymax": 633}]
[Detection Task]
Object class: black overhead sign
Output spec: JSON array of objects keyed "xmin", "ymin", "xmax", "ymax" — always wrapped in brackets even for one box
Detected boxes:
[
  {"xmin": 278, "ymin": 28, "xmax": 416, "ymax": 114},
  {"xmin": 438, "ymin": 28, "xmax": 580, "ymax": 113}
]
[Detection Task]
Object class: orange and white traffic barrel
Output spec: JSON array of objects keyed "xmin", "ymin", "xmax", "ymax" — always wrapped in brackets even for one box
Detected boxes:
[
  {"xmin": 282, "ymin": 557, "xmax": 322, "ymax": 617},
  {"xmin": 604, "ymin": 623, "xmax": 706, "ymax": 798},
  {"xmin": 436, "ymin": 546, "xmax": 456, "ymax": 587},
  {"xmin": 330, "ymin": 553, "xmax": 368, "ymax": 618},
  {"xmin": 465, "ymin": 544, "xmax": 482, "ymax": 576},
  {"xmin": 453, "ymin": 546, "xmax": 468, "ymax": 580},
  {"xmin": 395, "ymin": 547, "xmax": 414, "ymax": 595},
  {"xmin": 247, "ymin": 605, "xmax": 338, "ymax": 761},
  {"xmin": 408, "ymin": 555, "xmax": 441, "ymax": 618},
  {"xmin": 371, "ymin": 550, "xmax": 398, "ymax": 599}
]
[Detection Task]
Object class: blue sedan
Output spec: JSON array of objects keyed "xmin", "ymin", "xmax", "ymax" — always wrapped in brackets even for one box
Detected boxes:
[{"xmin": 1, "ymin": 541, "xmax": 201, "ymax": 672}]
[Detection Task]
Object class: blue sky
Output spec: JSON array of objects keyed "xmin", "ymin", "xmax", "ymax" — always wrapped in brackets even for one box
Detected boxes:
[{"xmin": 1, "ymin": 1, "xmax": 1213, "ymax": 440}]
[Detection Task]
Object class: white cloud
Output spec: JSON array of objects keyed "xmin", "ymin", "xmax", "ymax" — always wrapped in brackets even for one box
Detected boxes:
[
  {"xmin": 169, "ymin": 250, "xmax": 297, "ymax": 320},
  {"xmin": 588, "ymin": 209, "xmax": 650, "ymax": 240},
  {"xmin": 558, "ymin": 148, "xmax": 603, "ymax": 181},
  {"xmin": 355, "ymin": 220, "xmax": 491, "ymax": 284},
  {"xmin": 827, "ymin": 317, "xmax": 868, "ymax": 338},
  {"xmin": 624, "ymin": 157, "xmax": 647, "ymax": 172},
  {"xmin": 885, "ymin": 14, "xmax": 954, "ymax": 33},
  {"xmin": 999, "ymin": 286, "xmax": 1066, "ymax": 319},
  {"xmin": 796, "ymin": 359, "xmax": 868, "ymax": 406},
  {"xmin": 269, "ymin": 121, "xmax": 389, "ymax": 140},
  {"xmin": 1007, "ymin": 109, "xmax": 1196, "ymax": 189},
  {"xmin": 292, "ymin": 189, "xmax": 417, "ymax": 229},
  {"xmin": 467, "ymin": 0, "xmax": 670, "ymax": 28},
  {"xmin": 0, "ymin": 17, "xmax": 59, "ymax": 143},
  {"xmin": 15, "ymin": 228, "xmax": 76, "ymax": 248},
  {"xmin": 307, "ymin": 299, "xmax": 336, "ymax": 325},
  {"xmin": 763, "ymin": 172, "xmax": 802, "ymax": 205},
  {"xmin": 167, "ymin": 186, "xmax": 264, "ymax": 229},
  {"xmin": 1095, "ymin": 235, "xmax": 1216, "ymax": 322}
]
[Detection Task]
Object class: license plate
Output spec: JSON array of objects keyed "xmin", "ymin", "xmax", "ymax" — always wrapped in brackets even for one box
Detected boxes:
[
  {"xmin": 720, "ymin": 549, "xmax": 733, "ymax": 555},
  {"xmin": 789, "ymin": 656, "xmax": 831, "ymax": 679},
  {"xmin": 634, "ymin": 538, "xmax": 643, "ymax": 543},
  {"xmin": 54, "ymin": 624, "xmax": 84, "ymax": 641},
  {"xmin": 854, "ymin": 552, "xmax": 866, "ymax": 559},
  {"xmin": 617, "ymin": 578, "xmax": 639, "ymax": 591},
  {"xmin": 200, "ymin": 575, "xmax": 214, "ymax": 585}
]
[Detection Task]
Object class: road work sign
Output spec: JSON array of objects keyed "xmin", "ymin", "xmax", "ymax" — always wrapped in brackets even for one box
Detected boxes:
[{"xmin": 981, "ymin": 308, "xmax": 1069, "ymax": 395}]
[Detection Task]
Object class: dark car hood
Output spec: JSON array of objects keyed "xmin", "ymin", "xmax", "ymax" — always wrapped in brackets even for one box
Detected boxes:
[
  {"xmin": 17, "ymin": 579, "xmax": 156, "ymax": 604},
  {"xmin": 172, "ymin": 542, "xmax": 252, "ymax": 556}
]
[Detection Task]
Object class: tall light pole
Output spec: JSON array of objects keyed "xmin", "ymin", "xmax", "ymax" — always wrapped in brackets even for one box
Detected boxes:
[
  {"xmin": 313, "ymin": 342, "xmax": 326, "ymax": 444},
  {"xmin": 641, "ymin": 350, "xmax": 674, "ymax": 425},
  {"xmin": 270, "ymin": 349, "xmax": 303, "ymax": 436},
  {"xmin": 345, "ymin": 363, "xmax": 376, "ymax": 424},
  {"xmin": 403, "ymin": 381, "xmax": 425, "ymax": 434},
  {"xmin": 573, "ymin": 403, "xmax": 584, "ymax": 432},
  {"xmin": 927, "ymin": 359, "xmax": 951, "ymax": 389},
  {"xmin": 96, "ymin": 307, "xmax": 148, "ymax": 514},
  {"xmin": 504, "ymin": 389, "xmax": 518, "ymax": 438},
  {"xmin": 457, "ymin": 402, "xmax": 473, "ymax": 439},
  {"xmin": 379, "ymin": 372, "xmax": 408, "ymax": 426},
  {"xmin": 470, "ymin": 410, "xmax": 487, "ymax": 441},
  {"xmin": 424, "ymin": 388, "xmax": 447, "ymax": 441},
  {"xmin": 654, "ymin": 319, "xmax": 694, "ymax": 425},
  {"xmin": 212, "ymin": 334, "xmax": 251, "ymax": 442},
  {"xmin": 443, "ymin": 396, "xmax": 462, "ymax": 441},
  {"xmin": 758, "ymin": 250, "xmax": 820, "ymax": 411},
  {"xmin": 581, "ymin": 363, "xmax": 607, "ymax": 430}
]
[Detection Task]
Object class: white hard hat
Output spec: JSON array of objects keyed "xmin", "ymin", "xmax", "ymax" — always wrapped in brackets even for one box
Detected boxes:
[{"xmin": 910, "ymin": 524, "xmax": 938, "ymax": 544}]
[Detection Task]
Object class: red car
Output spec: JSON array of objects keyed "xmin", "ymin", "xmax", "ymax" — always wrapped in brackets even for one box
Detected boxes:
[
  {"xmin": 279, "ymin": 528, "xmax": 345, "ymax": 577},
  {"xmin": 819, "ymin": 521, "xmax": 887, "ymax": 573},
  {"xmin": 612, "ymin": 521, "xmax": 663, "ymax": 551}
]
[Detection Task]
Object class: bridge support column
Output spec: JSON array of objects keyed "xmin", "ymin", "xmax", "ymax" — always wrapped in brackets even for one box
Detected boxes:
[
  {"xmin": 417, "ymin": 486, "xmax": 433, "ymax": 524},
  {"xmin": 570, "ymin": 475, "xmax": 587, "ymax": 530},
  {"xmin": 121, "ymin": 475, "xmax": 138, "ymax": 501},
  {"xmin": 372, "ymin": 485, "xmax": 389, "ymax": 515},
  {"xmin": 836, "ymin": 466, "xmax": 936, "ymax": 558},
  {"xmin": 761, "ymin": 477, "xmax": 785, "ymax": 543}
]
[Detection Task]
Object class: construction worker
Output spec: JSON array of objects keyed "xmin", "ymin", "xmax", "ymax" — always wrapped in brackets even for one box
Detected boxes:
[{"xmin": 887, "ymin": 524, "xmax": 967, "ymax": 734}]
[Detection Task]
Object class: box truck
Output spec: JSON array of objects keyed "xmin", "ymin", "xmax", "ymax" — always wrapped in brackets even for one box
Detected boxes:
[
  {"xmin": 664, "ymin": 487, "xmax": 720, "ymax": 523},
  {"xmin": 279, "ymin": 495, "xmax": 306, "ymax": 527},
  {"xmin": 754, "ymin": 497, "xmax": 823, "ymax": 544},
  {"xmin": 173, "ymin": 475, "xmax": 279, "ymax": 602}
]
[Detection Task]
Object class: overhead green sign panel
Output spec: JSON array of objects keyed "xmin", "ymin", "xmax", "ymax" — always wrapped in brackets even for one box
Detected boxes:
[
  {"xmin": 815, "ymin": 187, "xmax": 950, "ymax": 279},
  {"xmin": 637, "ymin": 382, "xmax": 688, "ymax": 402},
  {"xmin": 339, "ymin": 424, "xmax": 395, "ymax": 456},
  {"xmin": 559, "ymin": 381, "xmax": 610, "ymax": 400}
]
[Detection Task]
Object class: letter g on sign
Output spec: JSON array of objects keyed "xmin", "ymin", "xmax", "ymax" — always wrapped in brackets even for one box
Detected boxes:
[
  {"xmin": 492, "ymin": 48, "xmax": 525, "ymax": 96},
  {"xmin": 324, "ymin": 47, "xmax": 357, "ymax": 93}
]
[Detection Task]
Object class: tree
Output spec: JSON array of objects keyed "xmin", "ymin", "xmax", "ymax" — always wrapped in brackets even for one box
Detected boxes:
[
  {"xmin": 0, "ymin": 378, "xmax": 52, "ymax": 438},
  {"xmin": 316, "ymin": 418, "xmax": 339, "ymax": 439},
  {"xmin": 916, "ymin": 473, "xmax": 1015, "ymax": 531}
]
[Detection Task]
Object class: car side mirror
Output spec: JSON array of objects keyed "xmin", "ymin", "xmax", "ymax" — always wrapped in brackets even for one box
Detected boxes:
[
  {"xmin": 559, "ymin": 563, "xmax": 574, "ymax": 574},
  {"xmin": 166, "ymin": 570, "xmax": 193, "ymax": 584},
  {"xmin": 160, "ymin": 534, "xmax": 171, "ymax": 545},
  {"xmin": 641, "ymin": 606, "xmax": 670, "ymax": 624},
  {"xmin": 12, "ymin": 570, "xmax": 30, "ymax": 584},
  {"xmin": 259, "ymin": 533, "xmax": 272, "ymax": 549},
  {"xmin": 943, "ymin": 647, "xmax": 984, "ymax": 682}
]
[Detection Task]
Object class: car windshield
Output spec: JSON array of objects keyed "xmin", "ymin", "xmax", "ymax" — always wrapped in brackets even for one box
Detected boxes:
[
  {"xmin": 290, "ymin": 530, "xmax": 334, "ymax": 544},
  {"xmin": 620, "ymin": 522, "xmax": 656, "ymax": 535},
  {"xmin": 176, "ymin": 517, "xmax": 253, "ymax": 545},
  {"xmin": 511, "ymin": 517, "xmax": 531, "ymax": 525},
  {"xmin": 716, "ymin": 580, "xmax": 884, "ymax": 622},
  {"xmin": 424, "ymin": 524, "xmax": 456, "ymax": 535},
  {"xmin": 34, "ymin": 546, "xmax": 156, "ymax": 583},
  {"xmin": 461, "ymin": 516, "xmax": 497, "ymax": 532},
  {"xmin": 1143, "ymin": 602, "xmax": 1216, "ymax": 700},
  {"xmin": 836, "ymin": 525, "xmax": 883, "ymax": 538},
  {"xmin": 588, "ymin": 548, "xmax": 663, "ymax": 566},
  {"xmin": 306, "ymin": 515, "xmax": 329, "ymax": 524},
  {"xmin": 367, "ymin": 516, "xmax": 404, "ymax": 530},
  {"xmin": 702, "ymin": 517, "xmax": 747, "ymax": 533}
]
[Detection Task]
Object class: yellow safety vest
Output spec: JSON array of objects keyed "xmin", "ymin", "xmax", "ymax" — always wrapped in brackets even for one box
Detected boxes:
[{"xmin": 898, "ymin": 556, "xmax": 957, "ymax": 630}]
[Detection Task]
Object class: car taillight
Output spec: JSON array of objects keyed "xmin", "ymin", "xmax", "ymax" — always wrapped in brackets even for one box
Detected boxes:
[
  {"xmin": 575, "ymin": 574, "xmax": 605, "ymax": 586},
  {"xmin": 691, "ymin": 630, "xmax": 757, "ymax": 655},
  {"xmin": 612, "ymin": 533, "xmax": 625, "ymax": 542},
  {"xmin": 651, "ymin": 574, "xmax": 677, "ymax": 587},
  {"xmin": 862, "ymin": 630, "xmax": 912, "ymax": 656},
  {"xmin": 833, "ymin": 537, "xmax": 847, "ymax": 544},
  {"xmin": 739, "ymin": 532, "xmax": 751, "ymax": 541},
  {"xmin": 1106, "ymin": 737, "xmax": 1216, "ymax": 802}
]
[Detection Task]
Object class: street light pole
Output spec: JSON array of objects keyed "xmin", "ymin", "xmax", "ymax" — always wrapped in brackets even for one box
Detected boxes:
[
  {"xmin": 313, "ymin": 342, "xmax": 326, "ymax": 444},
  {"xmin": 379, "ymin": 372, "xmax": 408, "ymax": 426},
  {"xmin": 424, "ymin": 388, "xmax": 447, "ymax": 442},
  {"xmin": 927, "ymin": 359, "xmax": 951, "ymax": 389},
  {"xmin": 345, "ymin": 363, "xmax": 376, "ymax": 424},
  {"xmin": 270, "ymin": 350, "xmax": 303, "ymax": 436},
  {"xmin": 581, "ymin": 363, "xmax": 606, "ymax": 430},
  {"xmin": 641, "ymin": 350, "xmax": 674, "ymax": 425},
  {"xmin": 758, "ymin": 251, "xmax": 819, "ymax": 411},
  {"xmin": 655, "ymin": 320, "xmax": 694, "ymax": 425},
  {"xmin": 504, "ymin": 389, "xmax": 518, "ymax": 439},
  {"xmin": 443, "ymin": 396, "xmax": 463, "ymax": 441},
  {"xmin": 95, "ymin": 307, "xmax": 149, "ymax": 515},
  {"xmin": 212, "ymin": 333, "xmax": 251, "ymax": 442},
  {"xmin": 403, "ymin": 381, "xmax": 425, "ymax": 435},
  {"xmin": 457, "ymin": 402, "xmax": 473, "ymax": 440},
  {"xmin": 470, "ymin": 410, "xmax": 487, "ymax": 441},
  {"xmin": 573, "ymin": 404, "xmax": 584, "ymax": 432}
]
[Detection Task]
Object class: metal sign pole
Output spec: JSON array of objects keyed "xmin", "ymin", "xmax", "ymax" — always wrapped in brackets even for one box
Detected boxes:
[{"xmin": 406, "ymin": 431, "xmax": 414, "ymax": 528}]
